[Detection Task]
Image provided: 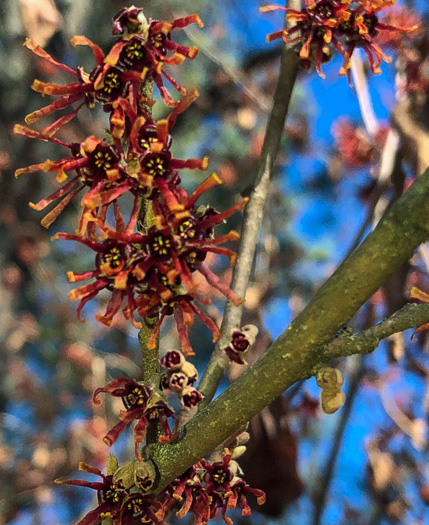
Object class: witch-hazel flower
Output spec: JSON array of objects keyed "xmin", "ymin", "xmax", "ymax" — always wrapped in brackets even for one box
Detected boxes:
[
  {"xmin": 20, "ymin": 9, "xmax": 203, "ymax": 136},
  {"xmin": 109, "ymin": 7, "xmax": 204, "ymax": 106},
  {"xmin": 14, "ymin": 128, "xmax": 123, "ymax": 231},
  {"xmin": 260, "ymin": 0, "xmax": 418, "ymax": 79},
  {"xmin": 93, "ymin": 377, "xmax": 179, "ymax": 461},
  {"xmin": 55, "ymin": 461, "xmax": 165, "ymax": 525},
  {"xmin": 55, "ymin": 462, "xmax": 129, "ymax": 524},
  {"xmin": 57, "ymin": 174, "xmax": 246, "ymax": 354}
]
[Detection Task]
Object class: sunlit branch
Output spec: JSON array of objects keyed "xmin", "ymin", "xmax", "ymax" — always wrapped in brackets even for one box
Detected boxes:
[{"xmin": 147, "ymin": 167, "xmax": 429, "ymax": 492}]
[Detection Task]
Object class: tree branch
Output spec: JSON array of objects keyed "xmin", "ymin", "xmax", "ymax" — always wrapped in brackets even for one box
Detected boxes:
[
  {"xmin": 136, "ymin": 78, "xmax": 162, "ymax": 449},
  {"xmin": 198, "ymin": 1, "xmax": 301, "ymax": 406},
  {"xmin": 147, "ymin": 166, "xmax": 429, "ymax": 492},
  {"xmin": 137, "ymin": 78, "xmax": 160, "ymax": 390}
]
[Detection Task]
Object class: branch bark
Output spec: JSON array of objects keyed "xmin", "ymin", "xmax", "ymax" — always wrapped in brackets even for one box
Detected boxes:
[{"xmin": 147, "ymin": 166, "xmax": 429, "ymax": 492}]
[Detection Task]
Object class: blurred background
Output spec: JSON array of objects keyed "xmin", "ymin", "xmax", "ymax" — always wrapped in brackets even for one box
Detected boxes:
[{"xmin": 1, "ymin": 0, "xmax": 429, "ymax": 523}]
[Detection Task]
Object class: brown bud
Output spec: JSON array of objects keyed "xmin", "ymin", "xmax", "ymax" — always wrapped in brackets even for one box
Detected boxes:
[
  {"xmin": 316, "ymin": 367, "xmax": 344, "ymax": 392},
  {"xmin": 181, "ymin": 386, "xmax": 204, "ymax": 408},
  {"xmin": 321, "ymin": 390, "xmax": 346, "ymax": 414},
  {"xmin": 169, "ymin": 372, "xmax": 188, "ymax": 393},
  {"xmin": 160, "ymin": 349, "xmax": 185, "ymax": 371}
]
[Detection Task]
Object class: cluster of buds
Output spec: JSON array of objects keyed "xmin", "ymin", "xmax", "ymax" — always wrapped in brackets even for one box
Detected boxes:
[
  {"xmin": 261, "ymin": 0, "xmax": 418, "ymax": 79},
  {"xmin": 15, "ymin": 6, "xmax": 246, "ymax": 354},
  {"xmin": 160, "ymin": 350, "xmax": 204, "ymax": 408},
  {"xmin": 162, "ymin": 441, "xmax": 265, "ymax": 525},
  {"xmin": 93, "ymin": 377, "xmax": 178, "ymax": 461},
  {"xmin": 224, "ymin": 325, "xmax": 258, "ymax": 365}
]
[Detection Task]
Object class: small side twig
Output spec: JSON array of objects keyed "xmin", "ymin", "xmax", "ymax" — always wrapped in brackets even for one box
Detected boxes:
[{"xmin": 322, "ymin": 303, "xmax": 429, "ymax": 360}]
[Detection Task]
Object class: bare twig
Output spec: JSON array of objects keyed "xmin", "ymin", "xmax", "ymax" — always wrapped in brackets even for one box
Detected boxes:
[
  {"xmin": 198, "ymin": 0, "xmax": 301, "ymax": 406},
  {"xmin": 176, "ymin": 16, "xmax": 271, "ymax": 114},
  {"xmin": 322, "ymin": 303, "xmax": 429, "ymax": 360},
  {"xmin": 351, "ymin": 49, "xmax": 380, "ymax": 136},
  {"xmin": 343, "ymin": 52, "xmax": 400, "ymax": 258}
]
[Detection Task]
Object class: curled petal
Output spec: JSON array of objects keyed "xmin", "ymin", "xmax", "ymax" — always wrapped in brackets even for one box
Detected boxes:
[
  {"xmin": 25, "ymin": 93, "xmax": 84, "ymax": 125},
  {"xmin": 95, "ymin": 289, "xmax": 125, "ymax": 327},
  {"xmin": 197, "ymin": 263, "xmax": 242, "ymax": 306},
  {"xmin": 71, "ymin": 36, "xmax": 105, "ymax": 65},
  {"xmin": 24, "ymin": 38, "xmax": 77, "ymax": 76}
]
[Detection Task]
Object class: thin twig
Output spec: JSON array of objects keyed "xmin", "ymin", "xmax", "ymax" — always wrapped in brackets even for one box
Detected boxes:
[
  {"xmin": 198, "ymin": 0, "xmax": 301, "ymax": 406},
  {"xmin": 136, "ymin": 78, "xmax": 161, "ymax": 447},
  {"xmin": 351, "ymin": 50, "xmax": 379, "ymax": 136},
  {"xmin": 343, "ymin": 52, "xmax": 400, "ymax": 258},
  {"xmin": 176, "ymin": 16, "xmax": 271, "ymax": 114},
  {"xmin": 322, "ymin": 303, "xmax": 429, "ymax": 360}
]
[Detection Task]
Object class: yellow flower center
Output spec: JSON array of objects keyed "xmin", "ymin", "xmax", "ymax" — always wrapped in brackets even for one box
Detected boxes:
[
  {"xmin": 103, "ymin": 247, "xmax": 123, "ymax": 268},
  {"xmin": 127, "ymin": 387, "xmax": 147, "ymax": 406},
  {"xmin": 152, "ymin": 235, "xmax": 171, "ymax": 256},
  {"xmin": 144, "ymin": 156, "xmax": 166, "ymax": 176},
  {"xmin": 94, "ymin": 150, "xmax": 113, "ymax": 170}
]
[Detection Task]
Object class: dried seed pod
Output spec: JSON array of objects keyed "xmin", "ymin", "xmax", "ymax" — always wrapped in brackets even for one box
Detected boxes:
[
  {"xmin": 321, "ymin": 390, "xmax": 346, "ymax": 414},
  {"xmin": 134, "ymin": 460, "xmax": 157, "ymax": 492},
  {"xmin": 180, "ymin": 360, "xmax": 198, "ymax": 384},
  {"xmin": 241, "ymin": 324, "xmax": 259, "ymax": 345},
  {"xmin": 181, "ymin": 386, "xmax": 204, "ymax": 408},
  {"xmin": 225, "ymin": 324, "xmax": 259, "ymax": 365},
  {"xmin": 113, "ymin": 460, "xmax": 137, "ymax": 490},
  {"xmin": 316, "ymin": 366, "xmax": 344, "ymax": 392},
  {"xmin": 160, "ymin": 350, "xmax": 185, "ymax": 371},
  {"xmin": 169, "ymin": 372, "xmax": 188, "ymax": 393}
]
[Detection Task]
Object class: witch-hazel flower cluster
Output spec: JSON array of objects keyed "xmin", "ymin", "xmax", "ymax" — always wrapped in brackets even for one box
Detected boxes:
[
  {"xmin": 15, "ymin": 6, "xmax": 245, "ymax": 354},
  {"xmin": 16, "ymin": 6, "xmax": 266, "ymax": 525}
]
